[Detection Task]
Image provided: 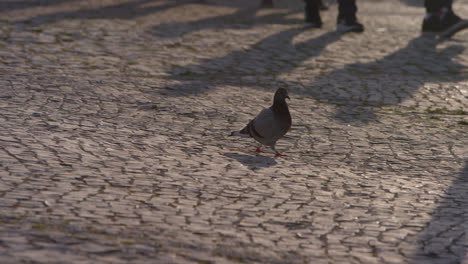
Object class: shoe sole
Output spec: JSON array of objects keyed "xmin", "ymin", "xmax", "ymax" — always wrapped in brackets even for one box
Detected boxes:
[
  {"xmin": 336, "ymin": 25, "xmax": 364, "ymax": 33},
  {"xmin": 304, "ymin": 23, "xmax": 322, "ymax": 29},
  {"xmin": 439, "ymin": 19, "xmax": 468, "ymax": 38}
]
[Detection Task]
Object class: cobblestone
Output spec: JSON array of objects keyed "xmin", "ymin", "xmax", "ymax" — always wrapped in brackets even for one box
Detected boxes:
[{"xmin": 0, "ymin": 0, "xmax": 468, "ymax": 263}]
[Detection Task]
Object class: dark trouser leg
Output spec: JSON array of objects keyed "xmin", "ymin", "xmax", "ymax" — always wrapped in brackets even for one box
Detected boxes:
[
  {"xmin": 261, "ymin": 0, "xmax": 273, "ymax": 7},
  {"xmin": 424, "ymin": 0, "xmax": 452, "ymax": 13},
  {"xmin": 337, "ymin": 0, "xmax": 357, "ymax": 22},
  {"xmin": 304, "ymin": 0, "xmax": 322, "ymax": 25},
  {"xmin": 336, "ymin": 0, "xmax": 363, "ymax": 32}
]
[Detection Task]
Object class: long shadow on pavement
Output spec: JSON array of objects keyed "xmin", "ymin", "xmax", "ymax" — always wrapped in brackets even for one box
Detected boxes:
[
  {"xmin": 14, "ymin": 0, "xmax": 193, "ymax": 24},
  {"xmin": 223, "ymin": 152, "xmax": 277, "ymax": 170},
  {"xmin": 152, "ymin": 3, "xmax": 303, "ymax": 39},
  {"xmin": 166, "ymin": 28, "xmax": 342, "ymax": 95},
  {"xmin": 0, "ymin": 0, "xmax": 76, "ymax": 12},
  {"xmin": 304, "ymin": 35, "xmax": 467, "ymax": 123},
  {"xmin": 165, "ymin": 23, "xmax": 467, "ymax": 123},
  {"xmin": 15, "ymin": 0, "xmax": 302, "ymax": 27},
  {"xmin": 410, "ymin": 161, "xmax": 468, "ymax": 263}
]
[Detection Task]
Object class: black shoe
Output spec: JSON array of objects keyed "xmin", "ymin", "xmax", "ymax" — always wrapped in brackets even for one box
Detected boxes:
[
  {"xmin": 304, "ymin": 21, "xmax": 322, "ymax": 28},
  {"xmin": 422, "ymin": 13, "xmax": 441, "ymax": 32},
  {"xmin": 422, "ymin": 8, "xmax": 462, "ymax": 32},
  {"xmin": 337, "ymin": 19, "xmax": 364, "ymax": 33},
  {"xmin": 440, "ymin": 8, "xmax": 462, "ymax": 31},
  {"xmin": 305, "ymin": 3, "xmax": 322, "ymax": 28}
]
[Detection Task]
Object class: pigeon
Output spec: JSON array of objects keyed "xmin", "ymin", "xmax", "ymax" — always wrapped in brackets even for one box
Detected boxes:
[{"xmin": 230, "ymin": 88, "xmax": 292, "ymax": 156}]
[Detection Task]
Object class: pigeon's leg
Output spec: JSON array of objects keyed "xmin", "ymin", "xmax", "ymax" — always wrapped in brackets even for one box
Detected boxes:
[
  {"xmin": 254, "ymin": 146, "xmax": 264, "ymax": 153},
  {"xmin": 275, "ymin": 151, "xmax": 287, "ymax": 157},
  {"xmin": 271, "ymin": 146, "xmax": 286, "ymax": 157}
]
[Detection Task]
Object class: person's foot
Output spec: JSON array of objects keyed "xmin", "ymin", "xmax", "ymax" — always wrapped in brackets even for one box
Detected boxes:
[
  {"xmin": 305, "ymin": 13, "xmax": 322, "ymax": 28},
  {"xmin": 305, "ymin": 2, "xmax": 322, "ymax": 28},
  {"xmin": 304, "ymin": 21, "xmax": 322, "ymax": 28},
  {"xmin": 422, "ymin": 8, "xmax": 463, "ymax": 32},
  {"xmin": 422, "ymin": 13, "xmax": 441, "ymax": 32},
  {"xmin": 336, "ymin": 19, "xmax": 364, "ymax": 33},
  {"xmin": 440, "ymin": 8, "xmax": 463, "ymax": 31}
]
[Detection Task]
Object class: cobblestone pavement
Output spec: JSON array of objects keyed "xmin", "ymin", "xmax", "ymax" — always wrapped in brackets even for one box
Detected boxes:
[{"xmin": 1, "ymin": 0, "xmax": 468, "ymax": 263}]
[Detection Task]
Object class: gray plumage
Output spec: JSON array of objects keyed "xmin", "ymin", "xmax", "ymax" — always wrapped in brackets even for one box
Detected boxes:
[{"xmin": 230, "ymin": 88, "xmax": 291, "ymax": 156}]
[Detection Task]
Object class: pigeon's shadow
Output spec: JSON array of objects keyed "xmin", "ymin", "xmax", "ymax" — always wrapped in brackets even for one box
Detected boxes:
[{"xmin": 223, "ymin": 152, "xmax": 277, "ymax": 170}]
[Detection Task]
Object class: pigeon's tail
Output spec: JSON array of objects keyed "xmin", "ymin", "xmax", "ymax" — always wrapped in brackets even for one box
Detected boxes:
[{"xmin": 230, "ymin": 130, "xmax": 250, "ymax": 137}]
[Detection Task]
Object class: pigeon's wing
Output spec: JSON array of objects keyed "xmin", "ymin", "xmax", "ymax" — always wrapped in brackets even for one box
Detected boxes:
[
  {"xmin": 231, "ymin": 108, "xmax": 270, "ymax": 138},
  {"xmin": 250, "ymin": 108, "xmax": 280, "ymax": 143},
  {"xmin": 232, "ymin": 106, "xmax": 288, "ymax": 146}
]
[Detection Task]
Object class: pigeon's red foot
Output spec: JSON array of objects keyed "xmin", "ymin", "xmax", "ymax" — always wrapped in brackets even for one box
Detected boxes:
[
  {"xmin": 254, "ymin": 146, "xmax": 264, "ymax": 153},
  {"xmin": 275, "ymin": 151, "xmax": 287, "ymax": 157}
]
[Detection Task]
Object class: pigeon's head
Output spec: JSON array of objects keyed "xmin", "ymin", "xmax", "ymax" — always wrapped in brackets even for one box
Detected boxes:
[{"xmin": 274, "ymin": 88, "xmax": 290, "ymax": 102}]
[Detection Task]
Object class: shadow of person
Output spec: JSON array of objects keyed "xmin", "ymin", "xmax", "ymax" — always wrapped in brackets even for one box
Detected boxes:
[
  {"xmin": 16, "ymin": 0, "xmax": 187, "ymax": 25},
  {"xmin": 152, "ymin": 4, "xmax": 303, "ymax": 39},
  {"xmin": 303, "ymin": 35, "xmax": 467, "ymax": 123},
  {"xmin": 223, "ymin": 152, "xmax": 277, "ymax": 170},
  {"xmin": 0, "ymin": 0, "xmax": 75, "ymax": 12},
  {"xmin": 165, "ymin": 29, "xmax": 342, "ymax": 96},
  {"xmin": 410, "ymin": 161, "xmax": 468, "ymax": 263}
]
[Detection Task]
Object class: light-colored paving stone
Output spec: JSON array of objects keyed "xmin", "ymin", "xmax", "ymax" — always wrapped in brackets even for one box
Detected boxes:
[{"xmin": 0, "ymin": 0, "xmax": 468, "ymax": 263}]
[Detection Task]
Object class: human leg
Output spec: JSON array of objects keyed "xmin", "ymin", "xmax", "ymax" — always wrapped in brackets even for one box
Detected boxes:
[
  {"xmin": 336, "ymin": 0, "xmax": 364, "ymax": 32},
  {"xmin": 304, "ymin": 0, "xmax": 322, "ymax": 27}
]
